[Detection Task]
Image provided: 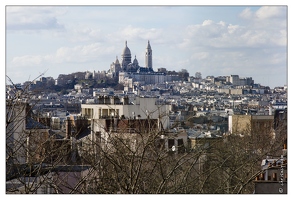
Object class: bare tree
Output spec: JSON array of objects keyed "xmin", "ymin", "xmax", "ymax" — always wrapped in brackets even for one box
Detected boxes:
[{"xmin": 6, "ymin": 75, "xmax": 287, "ymax": 194}]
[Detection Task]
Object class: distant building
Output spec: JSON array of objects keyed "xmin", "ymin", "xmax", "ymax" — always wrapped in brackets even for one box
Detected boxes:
[
  {"xmin": 109, "ymin": 56, "xmax": 122, "ymax": 77},
  {"xmin": 55, "ymin": 74, "xmax": 74, "ymax": 86},
  {"xmin": 226, "ymin": 75, "xmax": 254, "ymax": 86},
  {"xmin": 115, "ymin": 41, "xmax": 178, "ymax": 86}
]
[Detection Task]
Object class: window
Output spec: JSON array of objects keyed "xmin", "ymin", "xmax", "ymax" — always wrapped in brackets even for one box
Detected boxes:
[{"xmin": 178, "ymin": 139, "xmax": 185, "ymax": 153}]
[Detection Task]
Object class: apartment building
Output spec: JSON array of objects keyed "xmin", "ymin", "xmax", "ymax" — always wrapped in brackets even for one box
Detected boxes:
[
  {"xmin": 80, "ymin": 95, "xmax": 170, "ymax": 153},
  {"xmin": 228, "ymin": 114, "xmax": 274, "ymax": 136},
  {"xmin": 81, "ymin": 95, "xmax": 170, "ymax": 129},
  {"xmin": 254, "ymin": 143, "xmax": 287, "ymax": 194}
]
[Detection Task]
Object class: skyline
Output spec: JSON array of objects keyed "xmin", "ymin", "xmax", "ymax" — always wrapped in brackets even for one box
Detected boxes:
[{"xmin": 5, "ymin": 5, "xmax": 288, "ymax": 88}]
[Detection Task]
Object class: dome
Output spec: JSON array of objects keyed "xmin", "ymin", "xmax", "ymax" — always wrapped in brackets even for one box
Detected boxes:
[
  {"xmin": 133, "ymin": 55, "xmax": 139, "ymax": 65},
  {"xmin": 122, "ymin": 41, "xmax": 131, "ymax": 56}
]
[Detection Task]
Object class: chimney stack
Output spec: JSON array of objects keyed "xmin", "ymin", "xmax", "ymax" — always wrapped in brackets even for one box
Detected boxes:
[{"xmin": 66, "ymin": 119, "xmax": 71, "ymax": 139}]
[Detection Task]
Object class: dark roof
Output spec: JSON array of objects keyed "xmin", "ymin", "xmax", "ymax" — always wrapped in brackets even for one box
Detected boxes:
[
  {"xmin": 48, "ymin": 129, "xmax": 65, "ymax": 139},
  {"xmin": 26, "ymin": 117, "xmax": 48, "ymax": 129},
  {"xmin": 137, "ymin": 67, "xmax": 154, "ymax": 73},
  {"xmin": 76, "ymin": 128, "xmax": 91, "ymax": 140}
]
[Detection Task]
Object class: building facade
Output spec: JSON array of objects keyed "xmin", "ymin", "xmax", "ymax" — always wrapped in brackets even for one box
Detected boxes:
[
  {"xmin": 80, "ymin": 95, "xmax": 171, "ymax": 155},
  {"xmin": 253, "ymin": 143, "xmax": 287, "ymax": 194},
  {"xmin": 228, "ymin": 114, "xmax": 274, "ymax": 136}
]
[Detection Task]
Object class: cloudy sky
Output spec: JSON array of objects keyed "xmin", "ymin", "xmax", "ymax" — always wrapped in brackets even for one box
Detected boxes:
[{"xmin": 5, "ymin": 3, "xmax": 288, "ymax": 88}]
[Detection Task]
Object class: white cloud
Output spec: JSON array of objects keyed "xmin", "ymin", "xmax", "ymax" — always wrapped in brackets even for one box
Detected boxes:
[
  {"xmin": 239, "ymin": 8, "xmax": 253, "ymax": 19},
  {"xmin": 54, "ymin": 43, "xmax": 116, "ymax": 63},
  {"xmin": 191, "ymin": 52, "xmax": 210, "ymax": 60},
  {"xmin": 113, "ymin": 25, "xmax": 163, "ymax": 42},
  {"xmin": 268, "ymin": 53, "xmax": 287, "ymax": 65},
  {"xmin": 11, "ymin": 42, "xmax": 117, "ymax": 68},
  {"xmin": 255, "ymin": 6, "xmax": 286, "ymax": 20},
  {"xmin": 239, "ymin": 6, "xmax": 286, "ymax": 21},
  {"xmin": 272, "ymin": 29, "xmax": 287, "ymax": 46},
  {"xmin": 12, "ymin": 55, "xmax": 46, "ymax": 66},
  {"xmin": 202, "ymin": 20, "xmax": 213, "ymax": 26},
  {"xmin": 6, "ymin": 6, "xmax": 66, "ymax": 30},
  {"xmin": 181, "ymin": 8, "xmax": 287, "ymax": 50},
  {"xmin": 227, "ymin": 24, "xmax": 239, "ymax": 34},
  {"xmin": 66, "ymin": 27, "xmax": 104, "ymax": 43},
  {"xmin": 239, "ymin": 6, "xmax": 287, "ymax": 29}
]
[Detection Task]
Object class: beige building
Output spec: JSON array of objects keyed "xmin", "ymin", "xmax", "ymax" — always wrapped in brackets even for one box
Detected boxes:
[
  {"xmin": 6, "ymin": 102, "xmax": 50, "ymax": 165},
  {"xmin": 228, "ymin": 114, "xmax": 274, "ymax": 136}
]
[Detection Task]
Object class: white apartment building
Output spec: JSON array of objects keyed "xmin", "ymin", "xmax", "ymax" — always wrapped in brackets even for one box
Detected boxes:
[
  {"xmin": 80, "ymin": 95, "xmax": 171, "ymax": 155},
  {"xmin": 81, "ymin": 95, "xmax": 170, "ymax": 130}
]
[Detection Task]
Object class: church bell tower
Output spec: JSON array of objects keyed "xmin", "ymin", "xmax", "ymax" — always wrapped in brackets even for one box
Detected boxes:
[{"xmin": 145, "ymin": 40, "xmax": 152, "ymax": 69}]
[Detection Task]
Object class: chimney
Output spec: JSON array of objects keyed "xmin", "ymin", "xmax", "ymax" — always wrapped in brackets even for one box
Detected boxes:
[
  {"xmin": 272, "ymin": 173, "xmax": 277, "ymax": 181},
  {"xmin": 123, "ymin": 96, "xmax": 129, "ymax": 105},
  {"xmin": 104, "ymin": 96, "xmax": 110, "ymax": 104},
  {"xmin": 70, "ymin": 136, "xmax": 77, "ymax": 163},
  {"xmin": 114, "ymin": 96, "xmax": 120, "ymax": 104},
  {"xmin": 98, "ymin": 95, "xmax": 105, "ymax": 104},
  {"xmin": 66, "ymin": 119, "xmax": 71, "ymax": 139},
  {"xmin": 110, "ymin": 96, "xmax": 115, "ymax": 105}
]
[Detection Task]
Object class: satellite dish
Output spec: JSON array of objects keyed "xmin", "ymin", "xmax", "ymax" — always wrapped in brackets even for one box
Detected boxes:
[{"xmin": 172, "ymin": 145, "xmax": 176, "ymax": 152}]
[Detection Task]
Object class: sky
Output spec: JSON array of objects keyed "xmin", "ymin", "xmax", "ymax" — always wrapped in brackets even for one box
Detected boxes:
[{"xmin": 4, "ymin": 2, "xmax": 289, "ymax": 89}]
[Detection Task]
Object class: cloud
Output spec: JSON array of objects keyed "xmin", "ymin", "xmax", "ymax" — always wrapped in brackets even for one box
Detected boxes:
[
  {"xmin": 202, "ymin": 20, "xmax": 213, "ymax": 26},
  {"xmin": 180, "ymin": 20, "xmax": 248, "ymax": 50},
  {"xmin": 239, "ymin": 8, "xmax": 253, "ymax": 20},
  {"xmin": 180, "ymin": 10, "xmax": 286, "ymax": 50},
  {"xmin": 12, "ymin": 55, "xmax": 45, "ymax": 66},
  {"xmin": 239, "ymin": 6, "xmax": 287, "ymax": 29},
  {"xmin": 109, "ymin": 25, "xmax": 163, "ymax": 43},
  {"xmin": 55, "ymin": 43, "xmax": 114, "ymax": 63},
  {"xmin": 191, "ymin": 52, "xmax": 210, "ymax": 61},
  {"xmin": 6, "ymin": 6, "xmax": 66, "ymax": 30},
  {"xmin": 255, "ymin": 6, "xmax": 286, "ymax": 20},
  {"xmin": 66, "ymin": 27, "xmax": 104, "ymax": 43},
  {"xmin": 239, "ymin": 6, "xmax": 286, "ymax": 20},
  {"xmin": 227, "ymin": 24, "xmax": 240, "ymax": 34},
  {"xmin": 185, "ymin": 20, "xmax": 227, "ymax": 40},
  {"xmin": 11, "ymin": 42, "xmax": 116, "ymax": 68}
]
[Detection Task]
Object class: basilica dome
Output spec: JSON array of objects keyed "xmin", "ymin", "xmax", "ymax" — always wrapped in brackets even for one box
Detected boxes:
[
  {"xmin": 122, "ymin": 41, "xmax": 131, "ymax": 56},
  {"xmin": 133, "ymin": 55, "xmax": 138, "ymax": 65}
]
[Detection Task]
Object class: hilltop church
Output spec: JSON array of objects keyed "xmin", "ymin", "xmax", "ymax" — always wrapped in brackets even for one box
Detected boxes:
[{"xmin": 108, "ymin": 40, "xmax": 177, "ymax": 87}]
